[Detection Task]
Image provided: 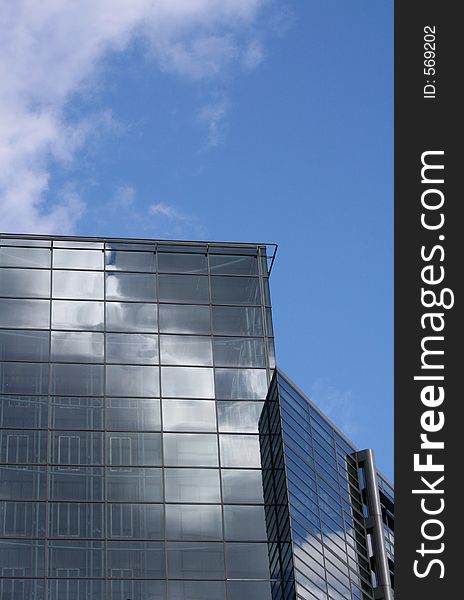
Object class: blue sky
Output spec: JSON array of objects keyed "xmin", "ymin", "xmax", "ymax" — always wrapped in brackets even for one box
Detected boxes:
[{"xmin": 1, "ymin": 1, "xmax": 393, "ymax": 477}]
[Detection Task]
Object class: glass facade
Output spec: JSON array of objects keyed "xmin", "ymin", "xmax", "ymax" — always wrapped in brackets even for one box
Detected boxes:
[{"xmin": 0, "ymin": 234, "xmax": 393, "ymax": 600}]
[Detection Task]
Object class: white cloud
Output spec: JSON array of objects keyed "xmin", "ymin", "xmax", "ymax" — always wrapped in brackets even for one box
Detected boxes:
[
  {"xmin": 0, "ymin": 0, "xmax": 268, "ymax": 235},
  {"xmin": 196, "ymin": 96, "xmax": 231, "ymax": 148}
]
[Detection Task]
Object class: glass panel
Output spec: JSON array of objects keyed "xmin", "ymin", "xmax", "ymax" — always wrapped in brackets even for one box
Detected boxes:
[
  {"xmin": 50, "ymin": 364, "xmax": 103, "ymax": 396},
  {"xmin": 106, "ymin": 468, "xmax": 163, "ymax": 502},
  {"xmin": 209, "ymin": 254, "xmax": 258, "ymax": 276},
  {"xmin": 167, "ymin": 542, "xmax": 225, "ymax": 580},
  {"xmin": 168, "ymin": 581, "xmax": 225, "ymax": 600},
  {"xmin": 0, "ymin": 246, "xmax": 50, "ymax": 268},
  {"xmin": 0, "ymin": 268, "xmax": 50, "ymax": 298},
  {"xmin": 53, "ymin": 249, "xmax": 103, "ymax": 270},
  {"xmin": 1, "ymin": 237, "xmax": 50, "ymax": 247},
  {"xmin": 161, "ymin": 367, "xmax": 214, "ymax": 399},
  {"xmin": 52, "ymin": 300, "xmax": 104, "ymax": 331},
  {"xmin": 0, "ymin": 362, "xmax": 48, "ymax": 394},
  {"xmin": 109, "ymin": 580, "xmax": 165, "ymax": 600},
  {"xmin": 105, "ymin": 250, "xmax": 155, "ymax": 272},
  {"xmin": 163, "ymin": 434, "xmax": 218, "ymax": 467},
  {"xmin": 107, "ymin": 541, "xmax": 165, "ymax": 578},
  {"xmin": 0, "ymin": 329, "xmax": 49, "ymax": 361},
  {"xmin": 221, "ymin": 470, "xmax": 264, "ymax": 504},
  {"xmin": 164, "ymin": 469, "xmax": 221, "ymax": 503},
  {"xmin": 47, "ymin": 580, "xmax": 104, "ymax": 600},
  {"xmin": 50, "ymin": 397, "xmax": 103, "ymax": 430},
  {"xmin": 0, "ymin": 430, "xmax": 47, "ymax": 464},
  {"xmin": 0, "ymin": 298, "xmax": 50, "ymax": 329},
  {"xmin": 49, "ymin": 503, "xmax": 104, "ymax": 538},
  {"xmin": 52, "ymin": 271, "xmax": 103, "ymax": 299},
  {"xmin": 213, "ymin": 337, "xmax": 265, "ymax": 367},
  {"xmin": 212, "ymin": 306, "xmax": 262, "ymax": 336},
  {"xmin": 159, "ymin": 304, "xmax": 210, "ymax": 334},
  {"xmin": 0, "ymin": 501, "xmax": 45, "ymax": 536},
  {"xmin": 107, "ymin": 503, "xmax": 163, "ymax": 540},
  {"xmin": 49, "ymin": 467, "xmax": 104, "ymax": 501},
  {"xmin": 106, "ymin": 333, "xmax": 159, "ymax": 364},
  {"xmin": 106, "ymin": 302, "xmax": 157, "ymax": 332},
  {"xmin": 158, "ymin": 253, "xmax": 207, "ymax": 274},
  {"xmin": 219, "ymin": 435, "xmax": 261, "ymax": 468},
  {"xmin": 0, "ymin": 396, "xmax": 48, "ymax": 429},
  {"xmin": 0, "ymin": 579, "xmax": 45, "ymax": 600},
  {"xmin": 106, "ymin": 273, "xmax": 156, "ymax": 301},
  {"xmin": 107, "ymin": 432, "xmax": 162, "ymax": 466},
  {"xmin": 162, "ymin": 400, "xmax": 216, "ymax": 432},
  {"xmin": 166, "ymin": 504, "xmax": 222, "ymax": 540},
  {"xmin": 227, "ymin": 581, "xmax": 272, "ymax": 600},
  {"xmin": 225, "ymin": 542, "xmax": 270, "ymax": 579},
  {"xmin": 217, "ymin": 401, "xmax": 263, "ymax": 433},
  {"xmin": 51, "ymin": 331, "xmax": 104, "ymax": 363},
  {"xmin": 49, "ymin": 431, "xmax": 103, "ymax": 465},
  {"xmin": 106, "ymin": 365, "xmax": 159, "ymax": 397},
  {"xmin": 0, "ymin": 540, "xmax": 45, "ymax": 577},
  {"xmin": 160, "ymin": 335, "xmax": 212, "ymax": 366},
  {"xmin": 158, "ymin": 275, "xmax": 209, "ymax": 304},
  {"xmin": 106, "ymin": 398, "xmax": 160, "ymax": 431},
  {"xmin": 48, "ymin": 540, "xmax": 104, "ymax": 577},
  {"xmin": 0, "ymin": 466, "xmax": 46, "ymax": 500},
  {"xmin": 210, "ymin": 276, "xmax": 261, "ymax": 305},
  {"xmin": 54, "ymin": 241, "xmax": 103, "ymax": 249},
  {"xmin": 215, "ymin": 368, "xmax": 268, "ymax": 400},
  {"xmin": 223, "ymin": 505, "xmax": 267, "ymax": 540}
]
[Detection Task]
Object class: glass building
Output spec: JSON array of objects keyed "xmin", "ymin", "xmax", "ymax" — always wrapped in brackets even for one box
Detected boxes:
[{"xmin": 0, "ymin": 234, "xmax": 393, "ymax": 600}]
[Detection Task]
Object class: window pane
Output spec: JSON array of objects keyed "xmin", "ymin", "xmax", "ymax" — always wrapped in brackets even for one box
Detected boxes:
[
  {"xmin": 167, "ymin": 542, "xmax": 224, "ymax": 580},
  {"xmin": 0, "ymin": 246, "xmax": 50, "ymax": 268},
  {"xmin": 0, "ymin": 429, "xmax": 47, "ymax": 464},
  {"xmin": 158, "ymin": 253, "xmax": 207, "ymax": 274},
  {"xmin": 106, "ymin": 333, "xmax": 159, "ymax": 364},
  {"xmin": 219, "ymin": 435, "xmax": 261, "ymax": 468},
  {"xmin": 209, "ymin": 254, "xmax": 258, "ymax": 276},
  {"xmin": 107, "ymin": 432, "xmax": 162, "ymax": 466},
  {"xmin": 215, "ymin": 368, "xmax": 268, "ymax": 400},
  {"xmin": 0, "ymin": 362, "xmax": 48, "ymax": 394},
  {"xmin": 163, "ymin": 434, "xmax": 218, "ymax": 467},
  {"xmin": 50, "ymin": 397, "xmax": 103, "ymax": 430},
  {"xmin": 48, "ymin": 540, "xmax": 104, "ymax": 577},
  {"xmin": 166, "ymin": 504, "xmax": 222, "ymax": 541},
  {"xmin": 164, "ymin": 469, "xmax": 221, "ymax": 503},
  {"xmin": 50, "ymin": 431, "xmax": 103, "ymax": 465},
  {"xmin": 0, "ymin": 501, "xmax": 45, "ymax": 537},
  {"xmin": 107, "ymin": 503, "xmax": 163, "ymax": 540},
  {"xmin": 53, "ymin": 249, "xmax": 103, "ymax": 270},
  {"xmin": 161, "ymin": 367, "xmax": 214, "ymax": 399},
  {"xmin": 162, "ymin": 400, "xmax": 216, "ymax": 432},
  {"xmin": 52, "ymin": 271, "xmax": 103, "ymax": 299},
  {"xmin": 217, "ymin": 401, "xmax": 263, "ymax": 433},
  {"xmin": 49, "ymin": 502, "xmax": 104, "ymax": 538},
  {"xmin": 51, "ymin": 331, "xmax": 104, "ymax": 363},
  {"xmin": 106, "ymin": 365, "xmax": 159, "ymax": 397},
  {"xmin": 106, "ymin": 468, "xmax": 163, "ymax": 502},
  {"xmin": 0, "ymin": 268, "xmax": 50, "ymax": 298},
  {"xmin": 168, "ymin": 581, "xmax": 225, "ymax": 600},
  {"xmin": 159, "ymin": 304, "xmax": 210, "ymax": 334},
  {"xmin": 224, "ymin": 505, "xmax": 267, "ymax": 540},
  {"xmin": 52, "ymin": 300, "xmax": 104, "ymax": 330},
  {"xmin": 107, "ymin": 541, "xmax": 165, "ymax": 579},
  {"xmin": 47, "ymin": 580, "xmax": 104, "ymax": 600},
  {"xmin": 160, "ymin": 335, "xmax": 212, "ymax": 366},
  {"xmin": 0, "ymin": 298, "xmax": 50, "ymax": 329},
  {"xmin": 109, "ymin": 580, "xmax": 165, "ymax": 600},
  {"xmin": 0, "ymin": 465, "xmax": 46, "ymax": 501},
  {"xmin": 0, "ymin": 540, "xmax": 45, "ymax": 577},
  {"xmin": 221, "ymin": 470, "xmax": 264, "ymax": 504},
  {"xmin": 106, "ymin": 398, "xmax": 160, "ymax": 431},
  {"xmin": 213, "ymin": 337, "xmax": 265, "ymax": 367},
  {"xmin": 50, "ymin": 364, "xmax": 103, "ymax": 396},
  {"xmin": 105, "ymin": 250, "xmax": 155, "ymax": 272},
  {"xmin": 106, "ymin": 302, "xmax": 157, "ymax": 332},
  {"xmin": 227, "ymin": 581, "xmax": 272, "ymax": 600},
  {"xmin": 0, "ymin": 330, "xmax": 49, "ymax": 361},
  {"xmin": 0, "ymin": 579, "xmax": 45, "ymax": 600},
  {"xmin": 0, "ymin": 396, "xmax": 48, "ymax": 429},
  {"xmin": 212, "ymin": 306, "xmax": 262, "ymax": 336},
  {"xmin": 211, "ymin": 276, "xmax": 261, "ymax": 305},
  {"xmin": 158, "ymin": 275, "xmax": 209, "ymax": 304},
  {"xmin": 225, "ymin": 542, "xmax": 270, "ymax": 579},
  {"xmin": 49, "ymin": 467, "xmax": 104, "ymax": 502},
  {"xmin": 106, "ymin": 273, "xmax": 156, "ymax": 301}
]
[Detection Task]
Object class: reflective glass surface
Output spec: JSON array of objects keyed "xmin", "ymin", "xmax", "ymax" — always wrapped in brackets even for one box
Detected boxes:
[
  {"xmin": 106, "ymin": 302, "xmax": 157, "ymax": 332},
  {"xmin": 0, "ymin": 330, "xmax": 49, "ymax": 362},
  {"xmin": 158, "ymin": 275, "xmax": 209, "ymax": 304},
  {"xmin": 52, "ymin": 300, "xmax": 104, "ymax": 331},
  {"xmin": 0, "ymin": 298, "xmax": 50, "ymax": 329},
  {"xmin": 0, "ymin": 269, "xmax": 50, "ymax": 298},
  {"xmin": 161, "ymin": 367, "xmax": 214, "ymax": 398},
  {"xmin": 105, "ymin": 250, "xmax": 155, "ymax": 272},
  {"xmin": 162, "ymin": 399, "xmax": 216, "ymax": 432},
  {"xmin": 164, "ymin": 468, "xmax": 221, "ymax": 503},
  {"xmin": 159, "ymin": 304, "xmax": 210, "ymax": 334},
  {"xmin": 163, "ymin": 434, "xmax": 218, "ymax": 467},
  {"xmin": 52, "ymin": 271, "xmax": 103, "ymax": 300},
  {"xmin": 160, "ymin": 335, "xmax": 212, "ymax": 366},
  {"xmin": 53, "ymin": 249, "xmax": 103, "ymax": 270},
  {"xmin": 0, "ymin": 246, "xmax": 51, "ymax": 268},
  {"xmin": 106, "ymin": 333, "xmax": 159, "ymax": 364},
  {"xmin": 106, "ymin": 273, "xmax": 156, "ymax": 301}
]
